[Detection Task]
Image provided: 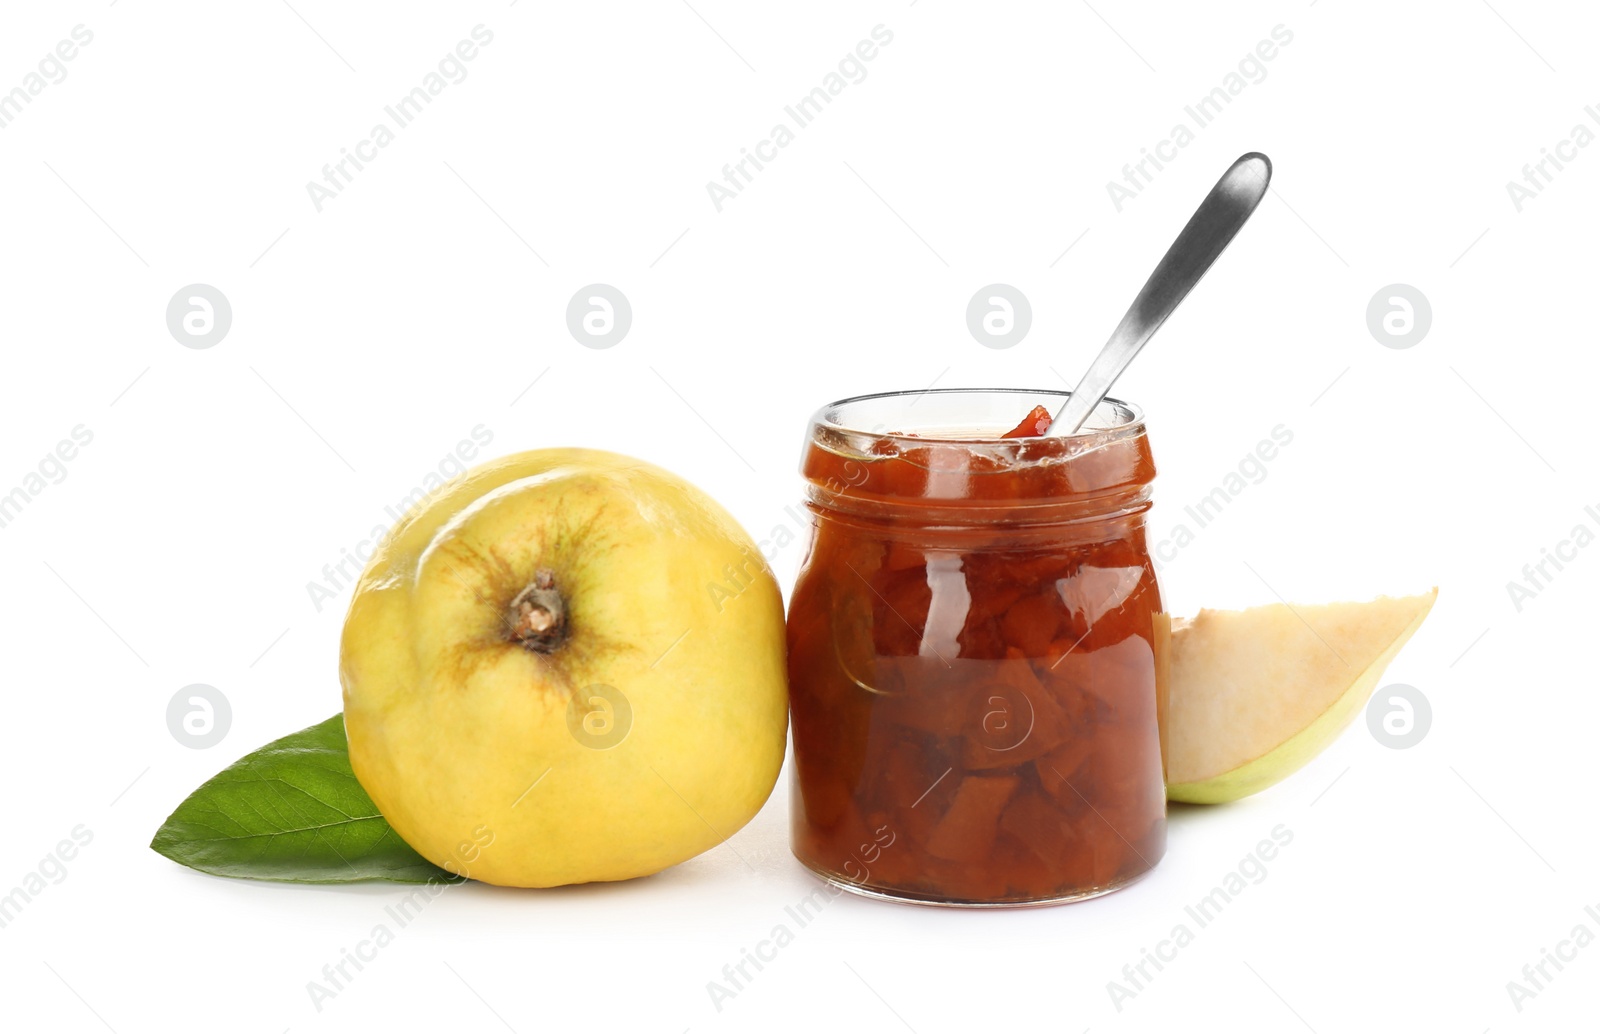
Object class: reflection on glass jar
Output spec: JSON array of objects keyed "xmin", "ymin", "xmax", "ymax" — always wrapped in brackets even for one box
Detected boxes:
[{"xmin": 786, "ymin": 389, "xmax": 1168, "ymax": 906}]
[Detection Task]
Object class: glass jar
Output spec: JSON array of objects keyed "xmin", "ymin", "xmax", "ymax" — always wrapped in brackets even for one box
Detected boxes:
[{"xmin": 786, "ymin": 388, "xmax": 1167, "ymax": 906}]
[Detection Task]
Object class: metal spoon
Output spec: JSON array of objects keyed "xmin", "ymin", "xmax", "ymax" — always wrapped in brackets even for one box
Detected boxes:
[{"xmin": 1049, "ymin": 151, "xmax": 1272, "ymax": 436}]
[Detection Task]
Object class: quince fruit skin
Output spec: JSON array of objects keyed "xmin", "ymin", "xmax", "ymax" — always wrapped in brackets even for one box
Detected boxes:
[{"xmin": 340, "ymin": 448, "xmax": 788, "ymax": 888}]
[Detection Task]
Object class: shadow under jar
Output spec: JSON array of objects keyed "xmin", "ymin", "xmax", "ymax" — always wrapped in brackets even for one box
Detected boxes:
[{"xmin": 786, "ymin": 389, "xmax": 1168, "ymax": 906}]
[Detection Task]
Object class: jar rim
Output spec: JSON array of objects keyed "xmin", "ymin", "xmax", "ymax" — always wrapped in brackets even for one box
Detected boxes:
[{"xmin": 812, "ymin": 387, "xmax": 1144, "ymax": 447}]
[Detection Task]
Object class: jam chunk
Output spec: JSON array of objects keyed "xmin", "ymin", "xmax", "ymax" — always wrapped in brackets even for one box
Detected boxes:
[{"xmin": 1000, "ymin": 404, "xmax": 1054, "ymax": 439}]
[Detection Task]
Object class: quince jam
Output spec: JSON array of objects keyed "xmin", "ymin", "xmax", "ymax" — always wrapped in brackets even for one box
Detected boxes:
[{"xmin": 786, "ymin": 390, "xmax": 1167, "ymax": 905}]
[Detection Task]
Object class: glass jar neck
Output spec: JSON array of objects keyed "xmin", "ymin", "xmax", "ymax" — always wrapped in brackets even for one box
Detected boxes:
[
  {"xmin": 801, "ymin": 388, "xmax": 1152, "ymax": 518},
  {"xmin": 802, "ymin": 428, "xmax": 1156, "ymax": 534}
]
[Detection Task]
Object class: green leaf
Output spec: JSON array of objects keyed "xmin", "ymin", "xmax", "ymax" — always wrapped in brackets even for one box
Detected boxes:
[{"xmin": 151, "ymin": 714, "xmax": 463, "ymax": 885}]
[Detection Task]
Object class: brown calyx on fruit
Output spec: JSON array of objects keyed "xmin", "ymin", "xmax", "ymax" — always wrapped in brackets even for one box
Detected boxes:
[{"xmin": 507, "ymin": 568, "xmax": 568, "ymax": 653}]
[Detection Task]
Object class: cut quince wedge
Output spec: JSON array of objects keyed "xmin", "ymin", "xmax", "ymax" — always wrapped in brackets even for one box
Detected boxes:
[{"xmin": 1164, "ymin": 590, "xmax": 1437, "ymax": 804}]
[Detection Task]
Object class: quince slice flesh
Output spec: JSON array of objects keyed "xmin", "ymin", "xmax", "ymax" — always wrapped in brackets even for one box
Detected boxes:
[{"xmin": 1164, "ymin": 590, "xmax": 1437, "ymax": 804}]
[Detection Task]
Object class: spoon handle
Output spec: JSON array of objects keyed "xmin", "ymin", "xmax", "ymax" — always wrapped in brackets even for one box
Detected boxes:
[{"xmin": 1050, "ymin": 152, "xmax": 1272, "ymax": 436}]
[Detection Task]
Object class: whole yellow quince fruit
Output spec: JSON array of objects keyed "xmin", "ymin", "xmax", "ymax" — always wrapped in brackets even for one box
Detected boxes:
[{"xmin": 340, "ymin": 448, "xmax": 788, "ymax": 887}]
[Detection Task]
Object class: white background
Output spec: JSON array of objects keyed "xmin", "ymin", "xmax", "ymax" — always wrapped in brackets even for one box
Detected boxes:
[{"xmin": 1, "ymin": 1, "xmax": 1595, "ymax": 1030}]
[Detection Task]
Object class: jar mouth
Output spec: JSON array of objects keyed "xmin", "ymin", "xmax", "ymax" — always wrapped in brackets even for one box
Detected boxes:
[
  {"xmin": 802, "ymin": 388, "xmax": 1154, "ymax": 513},
  {"xmin": 814, "ymin": 388, "xmax": 1143, "ymax": 445}
]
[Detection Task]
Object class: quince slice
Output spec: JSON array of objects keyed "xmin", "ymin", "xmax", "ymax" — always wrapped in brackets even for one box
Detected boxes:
[{"xmin": 1165, "ymin": 590, "xmax": 1437, "ymax": 803}]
